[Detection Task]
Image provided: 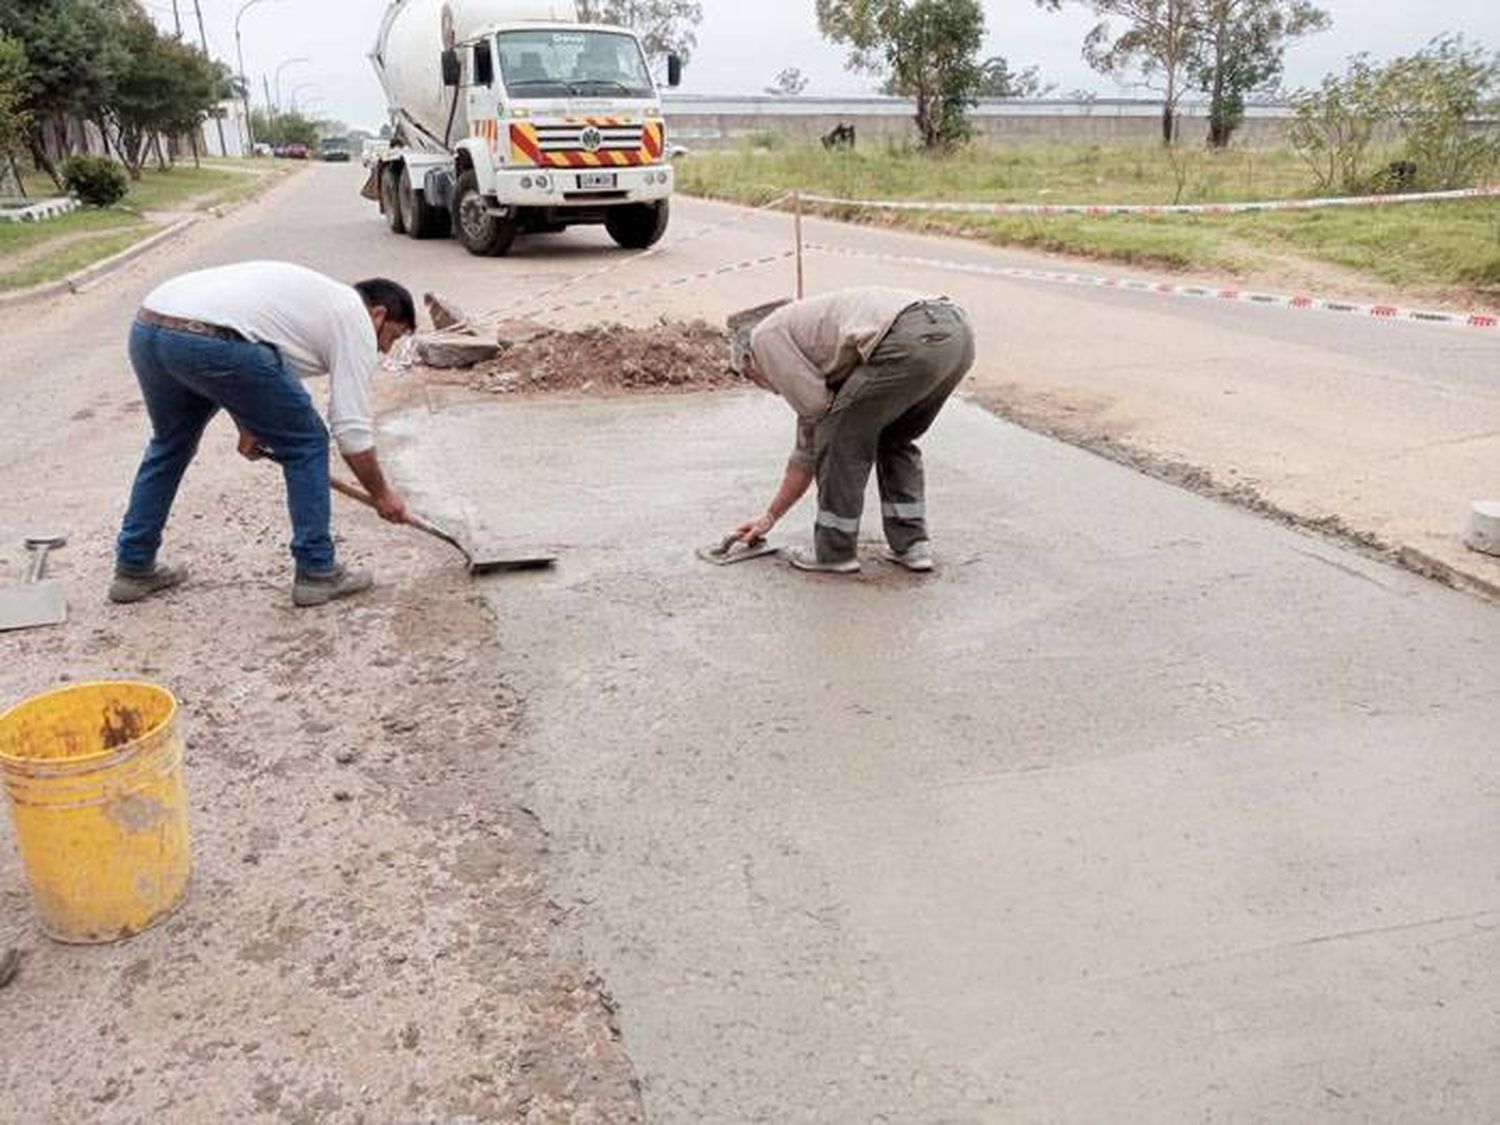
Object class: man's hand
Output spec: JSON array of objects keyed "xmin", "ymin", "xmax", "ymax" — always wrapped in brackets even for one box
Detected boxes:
[
  {"xmin": 237, "ymin": 429, "xmax": 266, "ymax": 461},
  {"xmin": 734, "ymin": 514, "xmax": 775, "ymax": 543},
  {"xmin": 372, "ymin": 487, "xmax": 409, "ymax": 524}
]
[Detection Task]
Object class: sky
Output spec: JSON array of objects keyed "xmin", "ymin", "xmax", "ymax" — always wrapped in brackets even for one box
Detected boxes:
[{"xmin": 156, "ymin": 0, "xmax": 1500, "ymax": 134}]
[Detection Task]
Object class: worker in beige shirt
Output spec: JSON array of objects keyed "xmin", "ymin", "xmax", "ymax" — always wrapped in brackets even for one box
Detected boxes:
[{"xmin": 729, "ymin": 287, "xmax": 975, "ymax": 572}]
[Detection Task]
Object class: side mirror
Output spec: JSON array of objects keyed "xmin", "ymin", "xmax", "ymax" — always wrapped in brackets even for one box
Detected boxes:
[
  {"xmin": 474, "ymin": 41, "xmax": 494, "ymax": 86},
  {"xmin": 440, "ymin": 47, "xmax": 461, "ymax": 87},
  {"xmin": 667, "ymin": 53, "xmax": 682, "ymax": 88}
]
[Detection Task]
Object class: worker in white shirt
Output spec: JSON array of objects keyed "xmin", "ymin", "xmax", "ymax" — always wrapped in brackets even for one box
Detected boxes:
[
  {"xmin": 729, "ymin": 287, "xmax": 975, "ymax": 573},
  {"xmin": 110, "ymin": 261, "xmax": 416, "ymax": 607}
]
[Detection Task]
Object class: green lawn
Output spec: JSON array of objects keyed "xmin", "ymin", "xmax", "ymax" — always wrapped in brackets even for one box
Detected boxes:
[
  {"xmin": 677, "ymin": 144, "xmax": 1500, "ymax": 302},
  {"xmin": 1, "ymin": 158, "xmax": 288, "ymax": 292}
]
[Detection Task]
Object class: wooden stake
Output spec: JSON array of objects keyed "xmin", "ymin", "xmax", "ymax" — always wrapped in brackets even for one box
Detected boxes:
[{"xmin": 793, "ymin": 190, "xmax": 805, "ymax": 299}]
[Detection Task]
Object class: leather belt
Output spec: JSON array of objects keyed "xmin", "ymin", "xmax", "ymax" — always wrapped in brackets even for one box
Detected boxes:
[{"xmin": 136, "ymin": 308, "xmax": 246, "ymax": 342}]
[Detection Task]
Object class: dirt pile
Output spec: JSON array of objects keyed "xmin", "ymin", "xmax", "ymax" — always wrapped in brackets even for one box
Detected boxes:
[{"xmin": 455, "ymin": 319, "xmax": 739, "ymax": 396}]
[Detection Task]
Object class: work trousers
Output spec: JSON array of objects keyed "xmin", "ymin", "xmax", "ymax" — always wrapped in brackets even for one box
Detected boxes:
[
  {"xmin": 813, "ymin": 301, "xmax": 976, "ymax": 562},
  {"xmin": 115, "ymin": 320, "xmax": 337, "ymax": 575}
]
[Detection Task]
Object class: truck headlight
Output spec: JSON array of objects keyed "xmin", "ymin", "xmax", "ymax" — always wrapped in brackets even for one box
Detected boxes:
[
  {"xmin": 535, "ymin": 174, "xmax": 550, "ymax": 189},
  {"xmin": 520, "ymin": 176, "xmax": 533, "ymax": 190}
]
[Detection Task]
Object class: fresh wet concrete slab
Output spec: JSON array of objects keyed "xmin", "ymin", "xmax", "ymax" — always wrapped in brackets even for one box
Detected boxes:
[{"xmin": 390, "ymin": 392, "xmax": 1500, "ymax": 1122}]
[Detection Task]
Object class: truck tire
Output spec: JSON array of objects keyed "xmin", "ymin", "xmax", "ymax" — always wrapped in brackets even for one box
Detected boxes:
[
  {"xmin": 453, "ymin": 170, "xmax": 517, "ymax": 257},
  {"xmin": 605, "ymin": 201, "xmax": 670, "ymax": 250},
  {"xmin": 398, "ymin": 166, "xmax": 447, "ymax": 239}
]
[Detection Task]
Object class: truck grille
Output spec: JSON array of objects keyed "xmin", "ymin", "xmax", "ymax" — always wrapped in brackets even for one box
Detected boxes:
[{"xmin": 507, "ymin": 120, "xmax": 665, "ymax": 168}]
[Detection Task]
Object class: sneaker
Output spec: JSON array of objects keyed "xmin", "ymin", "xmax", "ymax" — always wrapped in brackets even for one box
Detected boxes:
[
  {"xmin": 786, "ymin": 547, "xmax": 860, "ymax": 574},
  {"xmin": 108, "ymin": 562, "xmax": 189, "ymax": 604},
  {"xmin": 293, "ymin": 565, "xmax": 374, "ymax": 608},
  {"xmin": 883, "ymin": 541, "xmax": 935, "ymax": 573}
]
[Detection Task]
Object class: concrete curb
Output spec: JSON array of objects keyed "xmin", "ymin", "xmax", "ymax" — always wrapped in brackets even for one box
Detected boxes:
[
  {"xmin": 0, "ymin": 218, "xmax": 198, "ymax": 311},
  {"xmin": 0, "ymin": 167, "xmax": 297, "ymax": 311}
]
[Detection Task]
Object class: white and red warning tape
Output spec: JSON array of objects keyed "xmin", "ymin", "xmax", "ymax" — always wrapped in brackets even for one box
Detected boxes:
[
  {"xmin": 804, "ymin": 243, "xmax": 1500, "ymax": 331},
  {"xmin": 790, "ymin": 185, "xmax": 1500, "ymax": 218},
  {"xmin": 529, "ymin": 250, "xmax": 797, "ymax": 316},
  {"xmin": 495, "ymin": 194, "xmax": 795, "ymax": 321}
]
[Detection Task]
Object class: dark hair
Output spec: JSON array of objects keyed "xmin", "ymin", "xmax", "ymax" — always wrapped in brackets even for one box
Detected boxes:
[{"xmin": 353, "ymin": 278, "xmax": 416, "ymax": 329}]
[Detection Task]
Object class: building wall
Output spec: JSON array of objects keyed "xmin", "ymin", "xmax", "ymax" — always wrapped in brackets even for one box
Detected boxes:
[{"xmin": 663, "ymin": 96, "xmax": 1295, "ymax": 150}]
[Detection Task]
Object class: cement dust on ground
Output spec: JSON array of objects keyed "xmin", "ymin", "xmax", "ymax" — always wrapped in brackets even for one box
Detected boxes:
[{"xmin": 0, "ymin": 186, "xmax": 644, "ymax": 1117}]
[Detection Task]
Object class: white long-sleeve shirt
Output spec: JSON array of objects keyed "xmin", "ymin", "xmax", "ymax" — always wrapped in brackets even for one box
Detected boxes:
[{"xmin": 142, "ymin": 261, "xmax": 379, "ymax": 454}]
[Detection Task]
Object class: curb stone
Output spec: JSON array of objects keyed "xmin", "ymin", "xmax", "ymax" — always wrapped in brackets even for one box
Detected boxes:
[{"xmin": 0, "ymin": 168, "xmax": 296, "ymax": 311}]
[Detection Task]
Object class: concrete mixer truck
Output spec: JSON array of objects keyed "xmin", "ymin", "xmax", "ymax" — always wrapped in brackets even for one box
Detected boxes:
[{"xmin": 366, "ymin": 0, "xmax": 680, "ymax": 256}]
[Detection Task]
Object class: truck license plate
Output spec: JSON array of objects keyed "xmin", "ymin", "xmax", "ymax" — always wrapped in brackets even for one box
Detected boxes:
[{"xmin": 577, "ymin": 172, "xmax": 617, "ymax": 190}]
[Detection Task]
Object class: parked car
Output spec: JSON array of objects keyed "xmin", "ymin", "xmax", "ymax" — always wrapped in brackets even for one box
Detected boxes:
[
  {"xmin": 252, "ymin": 142, "xmax": 273, "ymax": 157},
  {"xmin": 284, "ymin": 143, "xmax": 309, "ymax": 160},
  {"xmin": 318, "ymin": 137, "xmax": 352, "ymax": 162}
]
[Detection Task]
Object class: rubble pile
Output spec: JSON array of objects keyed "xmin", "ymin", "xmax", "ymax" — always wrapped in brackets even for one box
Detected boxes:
[{"xmin": 467, "ymin": 320, "xmax": 738, "ymax": 395}]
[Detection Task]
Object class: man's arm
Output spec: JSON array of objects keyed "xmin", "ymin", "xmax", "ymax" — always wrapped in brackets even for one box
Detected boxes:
[
  {"xmin": 735, "ymin": 456, "xmax": 814, "ymax": 542},
  {"xmin": 342, "ymin": 448, "xmax": 409, "ymax": 523}
]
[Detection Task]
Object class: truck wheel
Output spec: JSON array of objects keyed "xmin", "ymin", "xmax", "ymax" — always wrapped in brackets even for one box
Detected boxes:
[
  {"xmin": 453, "ymin": 170, "xmax": 516, "ymax": 257},
  {"xmin": 381, "ymin": 166, "xmax": 406, "ymax": 234},
  {"xmin": 398, "ymin": 166, "xmax": 447, "ymax": 239},
  {"xmin": 605, "ymin": 201, "xmax": 670, "ymax": 250}
]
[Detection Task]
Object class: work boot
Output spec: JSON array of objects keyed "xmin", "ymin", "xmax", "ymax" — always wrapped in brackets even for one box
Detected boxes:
[
  {"xmin": 883, "ymin": 540, "xmax": 935, "ymax": 573},
  {"xmin": 293, "ymin": 564, "xmax": 374, "ymax": 608},
  {"xmin": 786, "ymin": 547, "xmax": 860, "ymax": 574},
  {"xmin": 108, "ymin": 562, "xmax": 189, "ymax": 604}
]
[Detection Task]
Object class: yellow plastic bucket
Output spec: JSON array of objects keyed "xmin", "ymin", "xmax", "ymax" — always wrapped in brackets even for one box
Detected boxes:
[{"xmin": 0, "ymin": 682, "xmax": 191, "ymax": 943}]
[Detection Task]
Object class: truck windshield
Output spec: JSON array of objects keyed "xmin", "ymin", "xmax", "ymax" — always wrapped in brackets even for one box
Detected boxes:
[{"xmin": 496, "ymin": 30, "xmax": 654, "ymax": 99}]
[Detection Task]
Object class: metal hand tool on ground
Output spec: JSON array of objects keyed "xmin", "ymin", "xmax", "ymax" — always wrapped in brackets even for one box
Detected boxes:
[
  {"xmin": 696, "ymin": 533, "xmax": 780, "ymax": 566},
  {"xmin": 330, "ymin": 478, "xmax": 556, "ymax": 576},
  {"xmin": 0, "ymin": 535, "xmax": 68, "ymax": 632}
]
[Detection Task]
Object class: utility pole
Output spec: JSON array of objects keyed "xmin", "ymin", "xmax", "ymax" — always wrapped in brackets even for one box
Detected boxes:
[
  {"xmin": 192, "ymin": 0, "xmax": 230, "ymax": 157},
  {"xmin": 263, "ymin": 74, "xmax": 275, "ymax": 145},
  {"xmin": 171, "ymin": 0, "xmax": 182, "ymax": 37}
]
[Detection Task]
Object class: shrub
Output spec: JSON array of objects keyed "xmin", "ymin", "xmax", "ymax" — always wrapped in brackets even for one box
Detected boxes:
[
  {"xmin": 1290, "ymin": 37, "xmax": 1500, "ymax": 195},
  {"xmin": 61, "ymin": 155, "xmax": 129, "ymax": 207}
]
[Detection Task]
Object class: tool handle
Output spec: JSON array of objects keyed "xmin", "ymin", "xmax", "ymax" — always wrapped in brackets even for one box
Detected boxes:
[
  {"xmin": 25, "ymin": 544, "xmax": 52, "ymax": 584},
  {"xmin": 329, "ymin": 478, "xmax": 456, "ymax": 548}
]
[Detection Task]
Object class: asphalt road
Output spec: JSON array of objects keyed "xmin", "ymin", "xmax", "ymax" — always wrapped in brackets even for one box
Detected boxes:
[{"xmin": 4, "ymin": 164, "xmax": 1499, "ymax": 1121}]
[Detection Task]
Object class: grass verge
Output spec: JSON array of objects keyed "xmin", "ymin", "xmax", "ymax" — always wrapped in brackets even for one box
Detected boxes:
[
  {"xmin": 1, "ymin": 159, "xmax": 289, "ymax": 293},
  {"xmin": 677, "ymin": 144, "xmax": 1500, "ymax": 303}
]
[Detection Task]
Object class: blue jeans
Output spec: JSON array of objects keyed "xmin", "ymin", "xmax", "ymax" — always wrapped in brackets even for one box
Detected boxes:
[{"xmin": 116, "ymin": 320, "xmax": 336, "ymax": 575}]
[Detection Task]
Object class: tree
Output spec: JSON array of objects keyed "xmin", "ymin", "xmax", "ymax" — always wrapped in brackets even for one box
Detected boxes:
[
  {"xmin": 575, "ymin": 1, "xmax": 703, "ymax": 66},
  {"xmin": 1193, "ymin": 0, "xmax": 1328, "ymax": 147},
  {"xmin": 977, "ymin": 55, "xmax": 1054, "ymax": 98},
  {"xmin": 107, "ymin": 9, "xmax": 224, "ymax": 176},
  {"xmin": 1380, "ymin": 35, "xmax": 1500, "ymax": 190},
  {"xmin": 1288, "ymin": 37, "xmax": 1500, "ymax": 194},
  {"xmin": 0, "ymin": 0, "xmax": 135, "ymax": 183},
  {"xmin": 0, "ymin": 35, "xmax": 31, "ymax": 191},
  {"xmin": 817, "ymin": 0, "xmax": 988, "ymax": 149},
  {"xmin": 250, "ymin": 108, "xmax": 319, "ymax": 148},
  {"xmin": 1286, "ymin": 54, "xmax": 1384, "ymax": 192},
  {"xmin": 766, "ymin": 67, "xmax": 809, "ymax": 96},
  {"xmin": 1036, "ymin": 0, "xmax": 1198, "ymax": 143}
]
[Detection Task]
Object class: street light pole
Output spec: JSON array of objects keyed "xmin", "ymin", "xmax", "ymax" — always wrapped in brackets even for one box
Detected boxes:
[
  {"xmin": 190, "ymin": 0, "xmax": 229, "ymax": 156},
  {"xmin": 273, "ymin": 57, "xmax": 311, "ymax": 115},
  {"xmin": 290, "ymin": 83, "xmax": 322, "ymax": 114},
  {"xmin": 235, "ymin": 0, "xmax": 280, "ymax": 152}
]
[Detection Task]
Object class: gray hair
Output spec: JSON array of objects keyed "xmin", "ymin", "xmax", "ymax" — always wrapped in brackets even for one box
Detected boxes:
[{"xmin": 726, "ymin": 298, "xmax": 791, "ymax": 375}]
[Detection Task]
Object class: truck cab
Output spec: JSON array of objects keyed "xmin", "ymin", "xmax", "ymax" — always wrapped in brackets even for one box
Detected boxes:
[{"xmin": 371, "ymin": 2, "xmax": 679, "ymax": 257}]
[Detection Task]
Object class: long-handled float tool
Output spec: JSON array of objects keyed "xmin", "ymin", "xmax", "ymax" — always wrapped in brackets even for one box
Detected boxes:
[
  {"xmin": 331, "ymin": 479, "xmax": 556, "ymax": 576},
  {"xmin": 0, "ymin": 535, "xmax": 68, "ymax": 632},
  {"xmin": 696, "ymin": 533, "xmax": 780, "ymax": 566}
]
